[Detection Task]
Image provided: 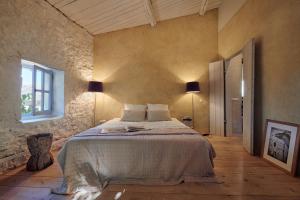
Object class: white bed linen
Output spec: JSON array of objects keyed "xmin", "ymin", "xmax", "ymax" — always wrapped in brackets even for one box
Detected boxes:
[{"xmin": 54, "ymin": 118, "xmax": 216, "ymax": 198}]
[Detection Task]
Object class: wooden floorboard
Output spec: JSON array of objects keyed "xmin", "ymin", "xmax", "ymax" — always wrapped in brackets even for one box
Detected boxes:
[{"xmin": 0, "ymin": 135, "xmax": 299, "ymax": 200}]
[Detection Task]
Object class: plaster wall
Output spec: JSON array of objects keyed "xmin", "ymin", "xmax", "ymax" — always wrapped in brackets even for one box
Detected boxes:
[
  {"xmin": 219, "ymin": 0, "xmax": 300, "ymax": 159},
  {"xmin": 93, "ymin": 12, "xmax": 219, "ymax": 132}
]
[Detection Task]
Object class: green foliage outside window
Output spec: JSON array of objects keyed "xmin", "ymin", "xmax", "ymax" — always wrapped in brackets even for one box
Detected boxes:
[{"xmin": 21, "ymin": 93, "xmax": 32, "ymax": 114}]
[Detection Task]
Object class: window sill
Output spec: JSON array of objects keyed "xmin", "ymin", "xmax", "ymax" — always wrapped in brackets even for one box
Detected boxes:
[{"xmin": 20, "ymin": 115, "xmax": 64, "ymax": 124}]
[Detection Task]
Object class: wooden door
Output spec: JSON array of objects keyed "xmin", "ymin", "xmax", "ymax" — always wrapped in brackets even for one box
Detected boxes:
[
  {"xmin": 209, "ymin": 61, "xmax": 225, "ymax": 136},
  {"xmin": 242, "ymin": 39, "xmax": 255, "ymax": 154},
  {"xmin": 225, "ymin": 53, "xmax": 243, "ymax": 136}
]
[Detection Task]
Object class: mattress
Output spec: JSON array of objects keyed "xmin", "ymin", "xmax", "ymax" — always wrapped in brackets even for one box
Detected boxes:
[{"xmin": 53, "ymin": 118, "xmax": 216, "ymax": 198}]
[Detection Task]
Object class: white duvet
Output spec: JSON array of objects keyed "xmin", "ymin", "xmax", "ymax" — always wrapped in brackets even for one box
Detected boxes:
[{"xmin": 54, "ymin": 118, "xmax": 216, "ymax": 199}]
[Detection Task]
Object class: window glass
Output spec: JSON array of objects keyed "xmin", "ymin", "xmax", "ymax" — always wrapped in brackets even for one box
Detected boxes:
[
  {"xmin": 21, "ymin": 66, "xmax": 33, "ymax": 115},
  {"xmin": 36, "ymin": 69, "xmax": 42, "ymax": 90},
  {"xmin": 44, "ymin": 72, "xmax": 51, "ymax": 91},
  {"xmin": 35, "ymin": 91, "xmax": 42, "ymax": 112},
  {"xmin": 44, "ymin": 92, "xmax": 50, "ymax": 111}
]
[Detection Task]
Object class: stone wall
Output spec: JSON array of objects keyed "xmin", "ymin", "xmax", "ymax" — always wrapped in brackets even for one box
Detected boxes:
[{"xmin": 0, "ymin": 0, "xmax": 94, "ymax": 173}]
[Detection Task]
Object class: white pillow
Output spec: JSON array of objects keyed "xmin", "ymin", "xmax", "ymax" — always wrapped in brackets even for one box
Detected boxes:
[
  {"xmin": 147, "ymin": 110, "xmax": 172, "ymax": 121},
  {"xmin": 121, "ymin": 110, "xmax": 146, "ymax": 122},
  {"xmin": 147, "ymin": 104, "xmax": 169, "ymax": 111},
  {"xmin": 124, "ymin": 104, "xmax": 146, "ymax": 111}
]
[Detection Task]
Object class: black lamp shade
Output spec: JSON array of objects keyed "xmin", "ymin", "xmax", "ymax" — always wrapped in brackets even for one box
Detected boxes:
[
  {"xmin": 186, "ymin": 81, "xmax": 200, "ymax": 93},
  {"xmin": 88, "ymin": 81, "xmax": 103, "ymax": 92}
]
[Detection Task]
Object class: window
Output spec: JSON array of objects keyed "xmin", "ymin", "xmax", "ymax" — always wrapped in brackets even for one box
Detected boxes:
[
  {"xmin": 33, "ymin": 66, "xmax": 53, "ymax": 115},
  {"xmin": 21, "ymin": 60, "xmax": 56, "ymax": 120}
]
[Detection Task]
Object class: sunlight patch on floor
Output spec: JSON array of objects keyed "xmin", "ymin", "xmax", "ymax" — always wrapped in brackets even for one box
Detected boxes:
[{"xmin": 114, "ymin": 189, "xmax": 126, "ymax": 200}]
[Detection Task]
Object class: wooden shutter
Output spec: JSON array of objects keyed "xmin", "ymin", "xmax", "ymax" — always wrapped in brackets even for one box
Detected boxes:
[{"xmin": 209, "ymin": 60, "xmax": 225, "ymax": 136}]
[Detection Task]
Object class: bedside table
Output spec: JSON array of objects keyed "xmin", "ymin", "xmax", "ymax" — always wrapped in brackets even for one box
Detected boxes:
[{"xmin": 181, "ymin": 116, "xmax": 193, "ymax": 128}]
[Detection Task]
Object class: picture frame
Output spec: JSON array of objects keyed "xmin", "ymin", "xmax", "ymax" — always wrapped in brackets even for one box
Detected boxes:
[{"xmin": 263, "ymin": 119, "xmax": 300, "ymax": 176}]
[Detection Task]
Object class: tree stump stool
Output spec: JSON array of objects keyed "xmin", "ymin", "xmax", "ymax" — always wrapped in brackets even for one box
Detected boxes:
[{"xmin": 26, "ymin": 133, "xmax": 54, "ymax": 171}]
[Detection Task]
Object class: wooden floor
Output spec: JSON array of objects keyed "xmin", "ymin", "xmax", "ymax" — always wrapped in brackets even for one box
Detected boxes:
[{"xmin": 1, "ymin": 136, "xmax": 300, "ymax": 200}]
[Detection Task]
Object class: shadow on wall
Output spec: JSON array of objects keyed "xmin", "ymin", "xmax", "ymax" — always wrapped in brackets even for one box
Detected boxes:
[{"xmin": 254, "ymin": 37, "xmax": 264, "ymax": 156}]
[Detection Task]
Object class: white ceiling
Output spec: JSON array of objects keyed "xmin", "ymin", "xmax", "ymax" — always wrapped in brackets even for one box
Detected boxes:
[{"xmin": 47, "ymin": 0, "xmax": 223, "ymax": 35}]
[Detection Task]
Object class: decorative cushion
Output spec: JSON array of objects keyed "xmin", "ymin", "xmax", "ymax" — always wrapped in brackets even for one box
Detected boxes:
[
  {"xmin": 147, "ymin": 110, "xmax": 172, "ymax": 121},
  {"xmin": 147, "ymin": 104, "xmax": 169, "ymax": 111},
  {"xmin": 121, "ymin": 110, "xmax": 146, "ymax": 122}
]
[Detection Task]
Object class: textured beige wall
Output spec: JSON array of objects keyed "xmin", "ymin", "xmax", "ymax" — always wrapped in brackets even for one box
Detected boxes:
[
  {"xmin": 218, "ymin": 0, "xmax": 247, "ymax": 31},
  {"xmin": 0, "ymin": 0, "xmax": 94, "ymax": 172},
  {"xmin": 219, "ymin": 0, "xmax": 300, "ymax": 157},
  {"xmin": 94, "ymin": 12, "xmax": 219, "ymax": 132}
]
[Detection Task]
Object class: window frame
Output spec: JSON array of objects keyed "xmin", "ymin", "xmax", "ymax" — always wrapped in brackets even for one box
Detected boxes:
[{"xmin": 32, "ymin": 65, "xmax": 53, "ymax": 116}]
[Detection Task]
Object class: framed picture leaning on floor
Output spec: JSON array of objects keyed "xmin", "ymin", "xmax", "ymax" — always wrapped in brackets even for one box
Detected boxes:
[{"xmin": 263, "ymin": 119, "xmax": 300, "ymax": 176}]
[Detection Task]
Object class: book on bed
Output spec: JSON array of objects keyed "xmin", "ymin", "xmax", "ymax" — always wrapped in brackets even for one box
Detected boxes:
[{"xmin": 101, "ymin": 126, "xmax": 150, "ymax": 133}]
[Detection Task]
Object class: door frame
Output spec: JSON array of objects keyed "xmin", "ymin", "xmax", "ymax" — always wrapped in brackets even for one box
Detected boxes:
[{"xmin": 223, "ymin": 39, "xmax": 255, "ymax": 155}]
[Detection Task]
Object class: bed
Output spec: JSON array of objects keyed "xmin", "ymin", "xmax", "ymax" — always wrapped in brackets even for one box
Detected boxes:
[{"xmin": 54, "ymin": 118, "xmax": 216, "ymax": 197}]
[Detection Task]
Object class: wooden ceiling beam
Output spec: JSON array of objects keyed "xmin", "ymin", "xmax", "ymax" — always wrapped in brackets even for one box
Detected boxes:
[
  {"xmin": 144, "ymin": 0, "xmax": 156, "ymax": 27},
  {"xmin": 199, "ymin": 0, "xmax": 208, "ymax": 16},
  {"xmin": 48, "ymin": 0, "xmax": 224, "ymax": 34}
]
